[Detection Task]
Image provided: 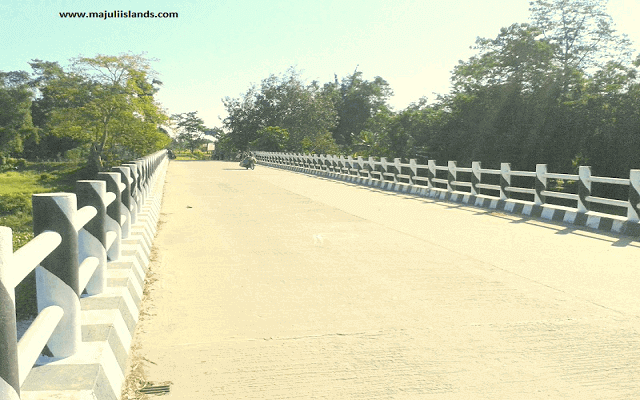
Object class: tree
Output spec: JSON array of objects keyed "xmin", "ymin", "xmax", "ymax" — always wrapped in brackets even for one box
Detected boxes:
[
  {"xmin": 223, "ymin": 68, "xmax": 338, "ymax": 152},
  {"xmin": 46, "ymin": 53, "xmax": 169, "ymax": 174},
  {"xmin": 249, "ymin": 126, "xmax": 289, "ymax": 152},
  {"xmin": 0, "ymin": 70, "xmax": 37, "ymax": 159},
  {"xmin": 529, "ymin": 0, "xmax": 633, "ymax": 93},
  {"xmin": 326, "ymin": 71, "xmax": 393, "ymax": 148},
  {"xmin": 171, "ymin": 111, "xmax": 208, "ymax": 153}
]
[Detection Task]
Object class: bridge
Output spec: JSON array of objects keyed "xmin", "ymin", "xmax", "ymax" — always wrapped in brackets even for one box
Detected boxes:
[
  {"xmin": 2, "ymin": 153, "xmax": 640, "ymax": 399},
  {"xmin": 129, "ymin": 159, "xmax": 639, "ymax": 399}
]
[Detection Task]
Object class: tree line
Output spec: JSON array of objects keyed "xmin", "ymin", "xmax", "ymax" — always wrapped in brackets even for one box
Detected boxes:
[
  {"xmin": 0, "ymin": 53, "xmax": 171, "ymax": 176},
  {"xmin": 217, "ymin": 0, "xmax": 640, "ymax": 180}
]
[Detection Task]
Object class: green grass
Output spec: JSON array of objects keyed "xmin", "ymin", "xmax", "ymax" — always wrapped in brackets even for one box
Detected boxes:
[{"xmin": 1, "ymin": 160, "xmax": 85, "ymax": 319}]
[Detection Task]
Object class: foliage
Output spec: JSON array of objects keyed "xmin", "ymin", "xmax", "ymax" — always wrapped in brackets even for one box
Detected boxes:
[
  {"xmin": 24, "ymin": 53, "xmax": 171, "ymax": 174},
  {"xmin": 249, "ymin": 126, "xmax": 290, "ymax": 152},
  {"xmin": 0, "ymin": 71, "xmax": 38, "ymax": 158},
  {"xmin": 171, "ymin": 111, "xmax": 209, "ymax": 153},
  {"xmin": 323, "ymin": 71, "xmax": 393, "ymax": 148},
  {"xmin": 223, "ymin": 68, "xmax": 338, "ymax": 152}
]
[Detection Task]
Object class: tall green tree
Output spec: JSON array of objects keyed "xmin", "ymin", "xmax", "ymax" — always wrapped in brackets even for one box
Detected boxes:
[
  {"xmin": 223, "ymin": 68, "xmax": 338, "ymax": 152},
  {"xmin": 325, "ymin": 71, "xmax": 393, "ymax": 148},
  {"xmin": 529, "ymin": 0, "xmax": 633, "ymax": 93},
  {"xmin": 47, "ymin": 53, "xmax": 169, "ymax": 174},
  {"xmin": 0, "ymin": 70, "xmax": 37, "ymax": 159},
  {"xmin": 171, "ymin": 111, "xmax": 208, "ymax": 153}
]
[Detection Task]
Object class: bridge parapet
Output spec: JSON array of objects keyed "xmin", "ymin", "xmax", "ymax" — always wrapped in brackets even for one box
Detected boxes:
[
  {"xmin": 255, "ymin": 151, "xmax": 640, "ymax": 235},
  {"xmin": 0, "ymin": 150, "xmax": 168, "ymax": 400}
]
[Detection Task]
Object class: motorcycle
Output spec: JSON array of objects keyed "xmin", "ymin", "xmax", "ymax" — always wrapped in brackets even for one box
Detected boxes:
[{"xmin": 239, "ymin": 155, "xmax": 256, "ymax": 170}]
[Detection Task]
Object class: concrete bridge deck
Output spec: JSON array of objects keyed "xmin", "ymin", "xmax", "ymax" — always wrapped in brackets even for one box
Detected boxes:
[{"xmin": 124, "ymin": 160, "xmax": 640, "ymax": 399}]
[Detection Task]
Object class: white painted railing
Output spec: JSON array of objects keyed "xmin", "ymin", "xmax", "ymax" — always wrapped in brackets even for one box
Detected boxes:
[
  {"xmin": 0, "ymin": 150, "xmax": 167, "ymax": 399},
  {"xmin": 254, "ymin": 152, "xmax": 640, "ymax": 224}
]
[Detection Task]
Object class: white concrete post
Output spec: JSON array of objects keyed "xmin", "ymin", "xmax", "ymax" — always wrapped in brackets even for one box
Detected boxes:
[
  {"xmin": 99, "ymin": 172, "xmax": 123, "ymax": 260},
  {"xmin": 409, "ymin": 159, "xmax": 417, "ymax": 185},
  {"xmin": 124, "ymin": 163, "xmax": 139, "ymax": 223},
  {"xmin": 628, "ymin": 170, "xmax": 640, "ymax": 222},
  {"xmin": 394, "ymin": 158, "xmax": 402, "ymax": 183},
  {"xmin": 380, "ymin": 158, "xmax": 388, "ymax": 182},
  {"xmin": 32, "ymin": 193, "xmax": 81, "ymax": 357},
  {"xmin": 447, "ymin": 161, "xmax": 457, "ymax": 192},
  {"xmin": 535, "ymin": 164, "xmax": 547, "ymax": 205},
  {"xmin": 112, "ymin": 166, "xmax": 132, "ymax": 238},
  {"xmin": 427, "ymin": 160, "xmax": 436, "ymax": 189},
  {"xmin": 578, "ymin": 165, "xmax": 591, "ymax": 213},
  {"xmin": 368, "ymin": 157, "xmax": 375, "ymax": 178},
  {"xmin": 500, "ymin": 163, "xmax": 511, "ymax": 200},
  {"xmin": 356, "ymin": 156, "xmax": 364, "ymax": 176},
  {"xmin": 0, "ymin": 228, "xmax": 20, "ymax": 399},
  {"xmin": 76, "ymin": 181, "xmax": 107, "ymax": 295},
  {"xmin": 471, "ymin": 161, "xmax": 481, "ymax": 196}
]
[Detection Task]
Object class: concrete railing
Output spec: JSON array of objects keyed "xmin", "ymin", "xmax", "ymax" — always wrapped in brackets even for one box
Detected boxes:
[
  {"xmin": 255, "ymin": 152, "xmax": 640, "ymax": 234},
  {"xmin": 0, "ymin": 150, "xmax": 167, "ymax": 400}
]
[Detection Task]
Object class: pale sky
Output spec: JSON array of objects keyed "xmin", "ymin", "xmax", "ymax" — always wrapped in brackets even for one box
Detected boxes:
[{"xmin": 1, "ymin": 0, "xmax": 639, "ymax": 130}]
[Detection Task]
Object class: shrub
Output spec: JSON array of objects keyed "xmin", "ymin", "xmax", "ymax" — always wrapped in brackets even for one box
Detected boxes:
[{"xmin": 0, "ymin": 193, "xmax": 32, "ymax": 215}]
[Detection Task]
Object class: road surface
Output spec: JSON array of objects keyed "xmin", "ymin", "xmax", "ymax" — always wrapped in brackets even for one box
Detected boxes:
[{"xmin": 123, "ymin": 160, "xmax": 640, "ymax": 399}]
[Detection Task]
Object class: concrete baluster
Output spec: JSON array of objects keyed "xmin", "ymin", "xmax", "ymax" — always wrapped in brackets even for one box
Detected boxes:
[
  {"xmin": 447, "ymin": 161, "xmax": 457, "ymax": 192},
  {"xmin": 380, "ymin": 158, "xmax": 388, "ymax": 182},
  {"xmin": 394, "ymin": 158, "xmax": 402, "ymax": 183},
  {"xmin": 135, "ymin": 161, "xmax": 146, "ymax": 209},
  {"xmin": 0, "ymin": 228, "xmax": 20, "ymax": 399},
  {"xmin": 500, "ymin": 163, "xmax": 511, "ymax": 200},
  {"xmin": 76, "ymin": 181, "xmax": 107, "ymax": 295},
  {"xmin": 355, "ymin": 157, "xmax": 363, "ymax": 177},
  {"xmin": 628, "ymin": 170, "xmax": 640, "ymax": 222},
  {"xmin": 112, "ymin": 166, "xmax": 132, "ymax": 238},
  {"xmin": 427, "ymin": 160, "xmax": 436, "ymax": 189},
  {"xmin": 471, "ymin": 161, "xmax": 481, "ymax": 196},
  {"xmin": 409, "ymin": 159, "xmax": 417, "ymax": 185},
  {"xmin": 99, "ymin": 172, "xmax": 123, "ymax": 260},
  {"xmin": 578, "ymin": 165, "xmax": 591, "ymax": 213},
  {"xmin": 535, "ymin": 164, "xmax": 547, "ymax": 205},
  {"xmin": 367, "ymin": 157, "xmax": 375, "ymax": 179},
  {"xmin": 32, "ymin": 193, "xmax": 81, "ymax": 357},
  {"xmin": 124, "ymin": 163, "xmax": 139, "ymax": 222}
]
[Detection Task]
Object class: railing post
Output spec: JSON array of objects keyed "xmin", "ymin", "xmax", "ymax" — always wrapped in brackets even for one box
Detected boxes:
[
  {"xmin": 471, "ymin": 161, "xmax": 481, "ymax": 196},
  {"xmin": 135, "ymin": 160, "xmax": 146, "ymax": 209},
  {"xmin": 354, "ymin": 156, "xmax": 363, "ymax": 176},
  {"xmin": 347, "ymin": 156, "xmax": 354, "ymax": 175},
  {"xmin": 447, "ymin": 161, "xmax": 457, "ymax": 192},
  {"xmin": 535, "ymin": 164, "xmax": 547, "ymax": 205},
  {"xmin": 500, "ymin": 163, "xmax": 511, "ymax": 200},
  {"xmin": 32, "ymin": 193, "xmax": 81, "ymax": 357},
  {"xmin": 578, "ymin": 165, "xmax": 591, "ymax": 213},
  {"xmin": 628, "ymin": 170, "xmax": 640, "ymax": 222},
  {"xmin": 367, "ymin": 157, "xmax": 375, "ymax": 178},
  {"xmin": 124, "ymin": 163, "xmax": 139, "ymax": 223},
  {"xmin": 380, "ymin": 158, "xmax": 388, "ymax": 182},
  {"xmin": 409, "ymin": 159, "xmax": 417, "ymax": 185},
  {"xmin": 99, "ymin": 172, "xmax": 123, "ymax": 260},
  {"xmin": 0, "ymin": 227, "xmax": 20, "ymax": 399},
  {"xmin": 392, "ymin": 158, "xmax": 401, "ymax": 183},
  {"xmin": 76, "ymin": 181, "xmax": 107, "ymax": 295},
  {"xmin": 112, "ymin": 166, "xmax": 132, "ymax": 238},
  {"xmin": 427, "ymin": 160, "xmax": 436, "ymax": 189}
]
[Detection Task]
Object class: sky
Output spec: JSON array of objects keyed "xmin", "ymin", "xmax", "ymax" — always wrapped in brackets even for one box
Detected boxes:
[{"xmin": 1, "ymin": 0, "xmax": 639, "ymax": 131}]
